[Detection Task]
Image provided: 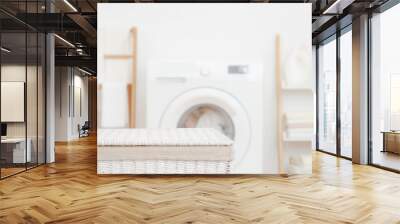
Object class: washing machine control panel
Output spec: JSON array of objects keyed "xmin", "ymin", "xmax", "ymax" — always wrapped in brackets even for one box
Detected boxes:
[
  {"xmin": 227, "ymin": 65, "xmax": 249, "ymax": 75},
  {"xmin": 197, "ymin": 62, "xmax": 262, "ymax": 82},
  {"xmin": 147, "ymin": 60, "xmax": 262, "ymax": 82}
]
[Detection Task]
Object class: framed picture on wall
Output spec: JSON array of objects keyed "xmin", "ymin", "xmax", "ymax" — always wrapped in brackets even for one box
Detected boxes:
[{"xmin": 1, "ymin": 81, "xmax": 25, "ymax": 122}]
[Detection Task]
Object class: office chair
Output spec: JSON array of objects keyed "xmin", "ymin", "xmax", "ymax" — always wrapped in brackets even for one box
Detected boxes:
[{"xmin": 79, "ymin": 121, "xmax": 90, "ymax": 138}]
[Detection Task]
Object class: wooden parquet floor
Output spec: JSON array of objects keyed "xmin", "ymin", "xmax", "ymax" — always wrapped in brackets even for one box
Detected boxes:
[{"xmin": 1, "ymin": 135, "xmax": 400, "ymax": 224}]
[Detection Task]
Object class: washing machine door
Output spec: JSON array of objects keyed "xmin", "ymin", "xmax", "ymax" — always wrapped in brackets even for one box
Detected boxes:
[{"xmin": 159, "ymin": 88, "xmax": 251, "ymax": 170}]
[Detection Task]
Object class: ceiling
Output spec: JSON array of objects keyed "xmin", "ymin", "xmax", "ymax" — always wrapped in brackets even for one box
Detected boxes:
[{"xmin": 0, "ymin": 0, "xmax": 393, "ymax": 74}]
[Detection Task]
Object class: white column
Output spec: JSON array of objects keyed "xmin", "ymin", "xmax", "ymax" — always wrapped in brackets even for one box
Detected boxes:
[{"xmin": 46, "ymin": 32, "xmax": 55, "ymax": 163}]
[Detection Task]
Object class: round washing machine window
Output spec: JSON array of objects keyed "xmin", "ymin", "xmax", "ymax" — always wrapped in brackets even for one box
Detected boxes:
[
  {"xmin": 159, "ymin": 88, "xmax": 251, "ymax": 171},
  {"xmin": 177, "ymin": 104, "xmax": 235, "ymax": 140}
]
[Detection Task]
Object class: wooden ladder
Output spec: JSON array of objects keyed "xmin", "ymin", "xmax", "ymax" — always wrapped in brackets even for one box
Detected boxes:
[
  {"xmin": 101, "ymin": 27, "xmax": 137, "ymax": 128},
  {"xmin": 275, "ymin": 33, "xmax": 285, "ymax": 174}
]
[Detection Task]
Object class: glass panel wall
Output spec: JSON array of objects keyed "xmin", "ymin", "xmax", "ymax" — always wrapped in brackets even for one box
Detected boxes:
[
  {"xmin": 318, "ymin": 37, "xmax": 337, "ymax": 154},
  {"xmin": 371, "ymin": 3, "xmax": 400, "ymax": 171},
  {"xmin": 37, "ymin": 0, "xmax": 46, "ymax": 165},
  {"xmin": 0, "ymin": 31, "xmax": 27, "ymax": 177},
  {"xmin": 38, "ymin": 32, "xmax": 45, "ymax": 165},
  {"xmin": 27, "ymin": 30, "xmax": 38, "ymax": 169},
  {"xmin": 0, "ymin": 2, "xmax": 46, "ymax": 179},
  {"xmin": 339, "ymin": 29, "xmax": 352, "ymax": 158}
]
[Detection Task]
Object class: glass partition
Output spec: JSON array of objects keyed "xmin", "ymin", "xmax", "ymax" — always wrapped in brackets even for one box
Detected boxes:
[
  {"xmin": 27, "ymin": 30, "xmax": 38, "ymax": 169},
  {"xmin": 1, "ymin": 31, "xmax": 28, "ymax": 177},
  {"xmin": 317, "ymin": 37, "xmax": 337, "ymax": 154},
  {"xmin": 370, "ymin": 4, "xmax": 400, "ymax": 171},
  {"xmin": 0, "ymin": 2, "xmax": 46, "ymax": 179},
  {"xmin": 38, "ymin": 32, "xmax": 45, "ymax": 165},
  {"xmin": 339, "ymin": 29, "xmax": 352, "ymax": 158}
]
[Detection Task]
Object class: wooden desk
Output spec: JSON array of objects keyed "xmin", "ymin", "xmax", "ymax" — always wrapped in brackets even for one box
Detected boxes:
[
  {"xmin": 1, "ymin": 138, "xmax": 31, "ymax": 163},
  {"xmin": 382, "ymin": 131, "xmax": 400, "ymax": 154}
]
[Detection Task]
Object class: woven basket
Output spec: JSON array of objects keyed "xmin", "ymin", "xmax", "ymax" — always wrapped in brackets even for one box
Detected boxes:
[{"xmin": 98, "ymin": 160, "xmax": 231, "ymax": 174}]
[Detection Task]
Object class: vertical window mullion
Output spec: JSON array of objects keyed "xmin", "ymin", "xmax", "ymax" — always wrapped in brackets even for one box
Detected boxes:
[
  {"xmin": 336, "ymin": 30, "xmax": 341, "ymax": 157},
  {"xmin": 0, "ymin": 29, "xmax": 2, "ymax": 179},
  {"xmin": 316, "ymin": 45, "xmax": 320, "ymax": 150},
  {"xmin": 25, "ymin": 0, "xmax": 28, "ymax": 171},
  {"xmin": 36, "ymin": 0, "xmax": 39, "ymax": 167},
  {"xmin": 367, "ymin": 12, "xmax": 373, "ymax": 165}
]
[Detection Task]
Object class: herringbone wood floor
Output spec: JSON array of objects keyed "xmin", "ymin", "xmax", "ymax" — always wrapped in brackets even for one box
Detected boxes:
[{"xmin": 1, "ymin": 135, "xmax": 400, "ymax": 224}]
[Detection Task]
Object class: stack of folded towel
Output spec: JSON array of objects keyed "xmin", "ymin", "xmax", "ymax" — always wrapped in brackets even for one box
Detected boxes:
[
  {"xmin": 97, "ymin": 128, "xmax": 233, "ymax": 174},
  {"xmin": 283, "ymin": 113, "xmax": 313, "ymax": 139}
]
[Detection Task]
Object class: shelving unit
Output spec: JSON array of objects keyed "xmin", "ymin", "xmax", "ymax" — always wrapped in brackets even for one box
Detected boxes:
[
  {"xmin": 282, "ymin": 136, "xmax": 313, "ymax": 143},
  {"xmin": 275, "ymin": 34, "xmax": 314, "ymax": 174}
]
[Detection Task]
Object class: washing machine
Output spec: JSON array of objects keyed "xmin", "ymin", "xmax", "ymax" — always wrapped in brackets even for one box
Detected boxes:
[{"xmin": 144, "ymin": 60, "xmax": 264, "ymax": 173}]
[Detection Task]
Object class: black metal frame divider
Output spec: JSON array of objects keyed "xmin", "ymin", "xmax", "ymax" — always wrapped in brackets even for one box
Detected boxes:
[
  {"xmin": 0, "ymin": 29, "xmax": 2, "ymax": 179},
  {"xmin": 336, "ymin": 28, "xmax": 342, "ymax": 158}
]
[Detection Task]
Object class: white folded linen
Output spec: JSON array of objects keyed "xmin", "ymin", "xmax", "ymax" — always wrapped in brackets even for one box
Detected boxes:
[
  {"xmin": 98, "ymin": 128, "xmax": 233, "ymax": 146},
  {"xmin": 98, "ymin": 145, "xmax": 232, "ymax": 161}
]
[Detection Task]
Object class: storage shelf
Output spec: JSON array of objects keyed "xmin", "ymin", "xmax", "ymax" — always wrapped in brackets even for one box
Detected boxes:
[
  {"xmin": 275, "ymin": 34, "xmax": 314, "ymax": 174},
  {"xmin": 283, "ymin": 130, "xmax": 312, "ymax": 143}
]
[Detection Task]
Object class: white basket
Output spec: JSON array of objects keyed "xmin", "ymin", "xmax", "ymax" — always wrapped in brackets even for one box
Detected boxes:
[{"xmin": 98, "ymin": 160, "xmax": 231, "ymax": 174}]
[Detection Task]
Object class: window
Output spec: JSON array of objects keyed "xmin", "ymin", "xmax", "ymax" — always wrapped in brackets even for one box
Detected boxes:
[
  {"xmin": 340, "ymin": 29, "xmax": 352, "ymax": 158},
  {"xmin": 390, "ymin": 74, "xmax": 400, "ymax": 130},
  {"xmin": 318, "ymin": 37, "xmax": 337, "ymax": 154},
  {"xmin": 370, "ymin": 3, "xmax": 400, "ymax": 171}
]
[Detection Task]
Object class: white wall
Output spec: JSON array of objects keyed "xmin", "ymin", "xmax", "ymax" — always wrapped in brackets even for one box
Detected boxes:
[
  {"xmin": 55, "ymin": 67, "xmax": 89, "ymax": 141},
  {"xmin": 72, "ymin": 73, "xmax": 89, "ymax": 137},
  {"xmin": 55, "ymin": 67, "xmax": 69, "ymax": 141},
  {"xmin": 98, "ymin": 3, "xmax": 311, "ymax": 124},
  {"xmin": 98, "ymin": 3, "xmax": 312, "ymax": 174}
]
